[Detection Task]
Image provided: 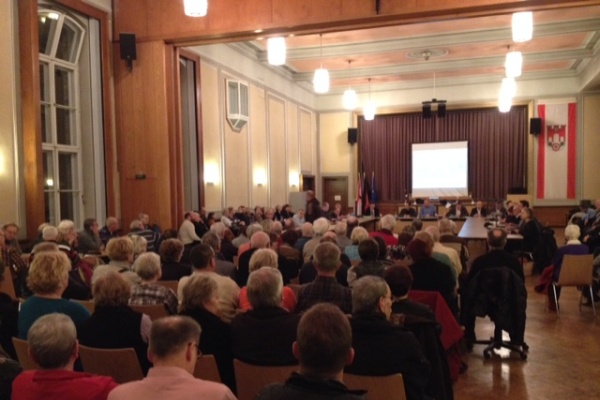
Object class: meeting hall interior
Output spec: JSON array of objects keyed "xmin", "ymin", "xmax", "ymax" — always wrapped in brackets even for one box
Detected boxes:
[{"xmin": 1, "ymin": 0, "xmax": 600, "ymax": 399}]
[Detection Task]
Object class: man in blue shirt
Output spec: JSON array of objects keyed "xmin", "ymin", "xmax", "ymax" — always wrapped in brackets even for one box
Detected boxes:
[{"xmin": 418, "ymin": 198, "xmax": 437, "ymax": 219}]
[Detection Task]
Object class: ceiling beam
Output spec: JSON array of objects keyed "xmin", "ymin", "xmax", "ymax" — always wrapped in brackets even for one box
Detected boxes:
[
  {"xmin": 255, "ymin": 18, "xmax": 600, "ymax": 61},
  {"xmin": 291, "ymin": 49, "xmax": 592, "ymax": 81}
]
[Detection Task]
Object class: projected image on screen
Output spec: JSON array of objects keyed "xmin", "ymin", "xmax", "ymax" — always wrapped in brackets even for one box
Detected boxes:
[{"xmin": 412, "ymin": 141, "xmax": 469, "ymax": 198}]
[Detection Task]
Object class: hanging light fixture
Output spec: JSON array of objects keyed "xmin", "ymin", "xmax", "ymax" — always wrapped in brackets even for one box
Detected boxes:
[
  {"xmin": 512, "ymin": 12, "xmax": 533, "ymax": 43},
  {"xmin": 313, "ymin": 34, "xmax": 330, "ymax": 93},
  {"xmin": 267, "ymin": 37, "xmax": 286, "ymax": 66},
  {"xmin": 363, "ymin": 78, "xmax": 376, "ymax": 121},
  {"xmin": 498, "ymin": 93, "xmax": 512, "ymax": 113},
  {"xmin": 183, "ymin": 0, "xmax": 208, "ymax": 17},
  {"xmin": 342, "ymin": 60, "xmax": 357, "ymax": 110},
  {"xmin": 505, "ymin": 49, "xmax": 522, "ymax": 78},
  {"xmin": 501, "ymin": 77, "xmax": 517, "ymax": 98}
]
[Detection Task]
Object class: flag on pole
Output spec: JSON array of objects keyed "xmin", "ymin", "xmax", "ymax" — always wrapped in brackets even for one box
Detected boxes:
[
  {"xmin": 536, "ymin": 101, "xmax": 577, "ymax": 200},
  {"xmin": 356, "ymin": 171, "xmax": 363, "ymax": 217},
  {"xmin": 371, "ymin": 171, "xmax": 378, "ymax": 205},
  {"xmin": 363, "ymin": 171, "xmax": 370, "ymax": 213}
]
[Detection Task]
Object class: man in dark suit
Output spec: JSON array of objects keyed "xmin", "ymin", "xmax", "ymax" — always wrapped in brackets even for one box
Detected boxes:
[{"xmin": 469, "ymin": 201, "xmax": 488, "ymax": 217}]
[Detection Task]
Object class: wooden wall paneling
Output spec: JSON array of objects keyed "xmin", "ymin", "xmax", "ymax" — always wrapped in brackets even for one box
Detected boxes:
[
  {"xmin": 112, "ymin": 0, "xmax": 598, "ymax": 44},
  {"xmin": 534, "ymin": 206, "xmax": 575, "ymax": 227},
  {"xmin": 267, "ymin": 95, "xmax": 287, "ymax": 206},
  {"xmin": 114, "ymin": 41, "xmax": 173, "ymax": 230},
  {"xmin": 18, "ymin": 0, "xmax": 44, "ymax": 239}
]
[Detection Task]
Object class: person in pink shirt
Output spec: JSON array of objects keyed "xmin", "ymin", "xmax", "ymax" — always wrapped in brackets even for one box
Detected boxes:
[
  {"xmin": 108, "ymin": 316, "xmax": 236, "ymax": 400},
  {"xmin": 12, "ymin": 313, "xmax": 117, "ymax": 400}
]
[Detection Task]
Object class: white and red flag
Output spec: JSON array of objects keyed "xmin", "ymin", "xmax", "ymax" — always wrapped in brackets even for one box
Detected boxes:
[{"xmin": 536, "ymin": 101, "xmax": 577, "ymax": 200}]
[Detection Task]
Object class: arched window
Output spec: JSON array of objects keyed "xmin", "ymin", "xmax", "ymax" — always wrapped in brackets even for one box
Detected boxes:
[{"xmin": 39, "ymin": 9, "xmax": 85, "ymax": 225}]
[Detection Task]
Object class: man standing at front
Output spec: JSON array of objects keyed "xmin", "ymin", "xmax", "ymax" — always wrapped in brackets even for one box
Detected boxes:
[
  {"xmin": 108, "ymin": 316, "xmax": 236, "ymax": 400},
  {"xmin": 305, "ymin": 191, "xmax": 323, "ymax": 223}
]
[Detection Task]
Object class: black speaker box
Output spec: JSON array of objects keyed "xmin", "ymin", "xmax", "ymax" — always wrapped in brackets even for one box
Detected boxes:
[
  {"xmin": 438, "ymin": 103, "xmax": 446, "ymax": 118},
  {"xmin": 120, "ymin": 33, "xmax": 137, "ymax": 61},
  {"xmin": 348, "ymin": 128, "xmax": 358, "ymax": 144},
  {"xmin": 422, "ymin": 104, "xmax": 432, "ymax": 119},
  {"xmin": 530, "ymin": 117, "xmax": 542, "ymax": 135}
]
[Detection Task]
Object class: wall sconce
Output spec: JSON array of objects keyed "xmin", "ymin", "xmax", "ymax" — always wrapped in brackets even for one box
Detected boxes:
[
  {"xmin": 254, "ymin": 168, "xmax": 267, "ymax": 187},
  {"xmin": 289, "ymin": 172, "xmax": 300, "ymax": 188},
  {"xmin": 183, "ymin": 0, "xmax": 208, "ymax": 17},
  {"xmin": 204, "ymin": 163, "xmax": 219, "ymax": 186}
]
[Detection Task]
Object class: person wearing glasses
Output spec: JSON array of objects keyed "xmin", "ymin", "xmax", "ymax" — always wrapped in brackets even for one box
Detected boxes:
[{"xmin": 108, "ymin": 316, "xmax": 235, "ymax": 400}]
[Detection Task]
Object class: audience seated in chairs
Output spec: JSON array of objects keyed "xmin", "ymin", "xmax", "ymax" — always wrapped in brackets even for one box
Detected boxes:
[
  {"xmin": 231, "ymin": 267, "xmax": 300, "ymax": 366},
  {"xmin": 236, "ymin": 231, "xmax": 271, "ymax": 287},
  {"xmin": 296, "ymin": 242, "xmax": 352, "ymax": 314},
  {"xmin": 0, "ymin": 228, "xmax": 29, "ymax": 298},
  {"xmin": 238, "ymin": 249, "xmax": 297, "ymax": 312},
  {"xmin": 178, "ymin": 244, "xmax": 240, "ymax": 324},
  {"xmin": 255, "ymin": 303, "xmax": 366, "ymax": 400},
  {"xmin": 13, "ymin": 313, "xmax": 117, "ymax": 400},
  {"xmin": 345, "ymin": 276, "xmax": 430, "ymax": 400},
  {"xmin": 158, "ymin": 238, "xmax": 192, "ymax": 281},
  {"xmin": 202, "ymin": 232, "xmax": 237, "ymax": 280},
  {"xmin": 384, "ymin": 265, "xmax": 454, "ymax": 400},
  {"xmin": 343, "ymin": 227, "xmax": 370, "ymax": 262},
  {"xmin": 298, "ymin": 236, "xmax": 350, "ymax": 287},
  {"xmin": 18, "ymin": 251, "xmax": 91, "ymax": 339},
  {"xmin": 107, "ymin": 316, "xmax": 235, "ymax": 400},
  {"xmin": 546, "ymin": 224, "xmax": 589, "ymax": 310},
  {"xmin": 347, "ymin": 239, "xmax": 386, "ymax": 288},
  {"xmin": 77, "ymin": 272, "xmax": 152, "ymax": 374},
  {"xmin": 179, "ymin": 274, "xmax": 236, "ymax": 393},
  {"xmin": 92, "ymin": 237, "xmax": 141, "ymax": 287},
  {"xmin": 130, "ymin": 252, "xmax": 178, "ymax": 315},
  {"xmin": 406, "ymin": 238, "xmax": 458, "ymax": 318}
]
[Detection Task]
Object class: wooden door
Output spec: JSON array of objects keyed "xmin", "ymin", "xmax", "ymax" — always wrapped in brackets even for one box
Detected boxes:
[{"xmin": 322, "ymin": 177, "xmax": 348, "ymax": 214}]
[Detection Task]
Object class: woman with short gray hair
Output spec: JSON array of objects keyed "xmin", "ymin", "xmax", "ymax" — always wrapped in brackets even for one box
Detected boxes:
[{"xmin": 130, "ymin": 252, "xmax": 178, "ymax": 315}]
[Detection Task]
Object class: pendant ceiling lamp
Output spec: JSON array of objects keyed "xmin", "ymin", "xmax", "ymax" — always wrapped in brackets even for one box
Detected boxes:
[
  {"xmin": 313, "ymin": 34, "xmax": 330, "ymax": 93},
  {"xmin": 342, "ymin": 60, "xmax": 357, "ymax": 110},
  {"xmin": 505, "ymin": 49, "xmax": 522, "ymax": 78},
  {"xmin": 183, "ymin": 0, "xmax": 208, "ymax": 17},
  {"xmin": 512, "ymin": 12, "xmax": 533, "ymax": 43},
  {"xmin": 267, "ymin": 37, "xmax": 286, "ymax": 66},
  {"xmin": 363, "ymin": 78, "xmax": 376, "ymax": 121}
]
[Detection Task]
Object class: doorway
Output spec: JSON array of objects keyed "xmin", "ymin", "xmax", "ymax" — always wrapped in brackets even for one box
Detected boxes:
[{"xmin": 322, "ymin": 176, "xmax": 349, "ymax": 214}]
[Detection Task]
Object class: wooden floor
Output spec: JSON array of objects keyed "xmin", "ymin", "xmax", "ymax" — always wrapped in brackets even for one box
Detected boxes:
[{"xmin": 454, "ymin": 228, "xmax": 600, "ymax": 399}]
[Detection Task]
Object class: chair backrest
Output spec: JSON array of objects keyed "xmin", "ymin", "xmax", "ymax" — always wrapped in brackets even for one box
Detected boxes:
[
  {"xmin": 12, "ymin": 337, "xmax": 38, "ymax": 370},
  {"xmin": 1, "ymin": 267, "xmax": 17, "ymax": 300},
  {"xmin": 193, "ymin": 354, "xmax": 221, "ymax": 383},
  {"xmin": 155, "ymin": 280, "xmax": 178, "ymax": 293},
  {"xmin": 344, "ymin": 373, "xmax": 406, "ymax": 400},
  {"xmin": 71, "ymin": 299, "xmax": 96, "ymax": 314},
  {"xmin": 128, "ymin": 303, "xmax": 168, "ymax": 321},
  {"xmin": 557, "ymin": 254, "xmax": 594, "ymax": 286},
  {"xmin": 233, "ymin": 359, "xmax": 296, "ymax": 400},
  {"xmin": 78, "ymin": 345, "xmax": 144, "ymax": 383}
]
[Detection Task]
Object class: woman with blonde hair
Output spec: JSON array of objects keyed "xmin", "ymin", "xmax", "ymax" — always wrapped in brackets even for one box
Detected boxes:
[
  {"xmin": 237, "ymin": 248, "xmax": 297, "ymax": 312},
  {"xmin": 344, "ymin": 226, "xmax": 370, "ymax": 261},
  {"xmin": 17, "ymin": 251, "xmax": 90, "ymax": 338}
]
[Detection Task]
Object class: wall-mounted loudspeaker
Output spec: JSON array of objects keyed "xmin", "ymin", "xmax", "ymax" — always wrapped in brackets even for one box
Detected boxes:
[
  {"xmin": 530, "ymin": 117, "xmax": 542, "ymax": 135},
  {"xmin": 120, "ymin": 33, "xmax": 136, "ymax": 71},
  {"xmin": 422, "ymin": 104, "xmax": 432, "ymax": 119},
  {"xmin": 348, "ymin": 128, "xmax": 358, "ymax": 144}
]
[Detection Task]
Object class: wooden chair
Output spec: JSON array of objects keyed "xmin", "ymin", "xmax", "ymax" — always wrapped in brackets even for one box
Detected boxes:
[
  {"xmin": 155, "ymin": 280, "xmax": 178, "ymax": 293},
  {"xmin": 12, "ymin": 337, "xmax": 38, "ymax": 370},
  {"xmin": 129, "ymin": 303, "xmax": 168, "ymax": 320},
  {"xmin": 71, "ymin": 299, "xmax": 96, "ymax": 314},
  {"xmin": 193, "ymin": 354, "xmax": 221, "ymax": 383},
  {"xmin": 552, "ymin": 254, "xmax": 596, "ymax": 317},
  {"xmin": 233, "ymin": 359, "xmax": 297, "ymax": 400},
  {"xmin": 344, "ymin": 373, "xmax": 406, "ymax": 400},
  {"xmin": 1, "ymin": 266, "xmax": 17, "ymax": 300},
  {"xmin": 78, "ymin": 345, "xmax": 144, "ymax": 383}
]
